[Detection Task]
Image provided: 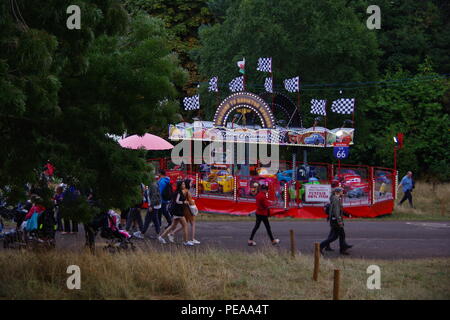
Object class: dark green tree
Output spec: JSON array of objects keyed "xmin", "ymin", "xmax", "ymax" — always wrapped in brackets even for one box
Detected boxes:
[
  {"xmin": 124, "ymin": 0, "xmax": 214, "ymax": 95},
  {"xmin": 0, "ymin": 1, "xmax": 187, "ymax": 220},
  {"xmin": 361, "ymin": 61, "xmax": 450, "ymax": 179},
  {"xmin": 193, "ymin": 0, "xmax": 380, "ymax": 120}
]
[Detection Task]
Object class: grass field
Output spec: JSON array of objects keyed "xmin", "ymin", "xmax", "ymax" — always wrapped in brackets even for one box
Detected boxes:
[{"xmin": 0, "ymin": 248, "xmax": 449, "ymax": 300}]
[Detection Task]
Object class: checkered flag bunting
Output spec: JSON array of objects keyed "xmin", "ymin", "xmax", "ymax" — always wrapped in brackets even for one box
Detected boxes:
[
  {"xmin": 283, "ymin": 76, "xmax": 299, "ymax": 92},
  {"xmin": 229, "ymin": 76, "xmax": 244, "ymax": 92},
  {"xmin": 331, "ymin": 98, "xmax": 355, "ymax": 114},
  {"xmin": 264, "ymin": 77, "xmax": 273, "ymax": 93},
  {"xmin": 257, "ymin": 57, "xmax": 272, "ymax": 73},
  {"xmin": 183, "ymin": 95, "xmax": 200, "ymax": 110},
  {"xmin": 310, "ymin": 99, "xmax": 327, "ymax": 116},
  {"xmin": 208, "ymin": 76, "xmax": 218, "ymax": 92}
]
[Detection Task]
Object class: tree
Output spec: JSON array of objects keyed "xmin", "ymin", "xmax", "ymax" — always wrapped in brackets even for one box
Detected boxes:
[
  {"xmin": 193, "ymin": 0, "xmax": 380, "ymax": 120},
  {"xmin": 361, "ymin": 60, "xmax": 450, "ymax": 179},
  {"xmin": 124, "ymin": 0, "xmax": 214, "ymax": 95},
  {"xmin": 0, "ymin": 1, "xmax": 187, "ymax": 219},
  {"xmin": 349, "ymin": 0, "xmax": 450, "ymax": 74}
]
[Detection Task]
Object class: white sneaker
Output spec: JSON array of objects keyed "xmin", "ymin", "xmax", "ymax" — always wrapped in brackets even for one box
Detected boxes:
[
  {"xmin": 183, "ymin": 241, "xmax": 194, "ymax": 246},
  {"xmin": 133, "ymin": 231, "xmax": 144, "ymax": 239},
  {"xmin": 157, "ymin": 236, "xmax": 166, "ymax": 244},
  {"xmin": 192, "ymin": 239, "xmax": 201, "ymax": 244},
  {"xmin": 168, "ymin": 234, "xmax": 175, "ymax": 243}
]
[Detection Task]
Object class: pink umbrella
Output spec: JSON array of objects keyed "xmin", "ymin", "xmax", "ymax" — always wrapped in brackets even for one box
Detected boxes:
[{"xmin": 118, "ymin": 133, "xmax": 174, "ymax": 150}]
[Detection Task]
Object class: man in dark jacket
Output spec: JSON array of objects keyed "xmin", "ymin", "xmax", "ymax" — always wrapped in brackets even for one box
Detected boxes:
[
  {"xmin": 320, "ymin": 187, "xmax": 353, "ymax": 255},
  {"xmin": 142, "ymin": 182, "xmax": 162, "ymax": 237}
]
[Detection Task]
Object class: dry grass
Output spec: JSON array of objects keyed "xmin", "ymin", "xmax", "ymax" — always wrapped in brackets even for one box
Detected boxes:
[
  {"xmin": 393, "ymin": 182, "xmax": 450, "ymax": 219},
  {"xmin": 0, "ymin": 247, "xmax": 449, "ymax": 300}
]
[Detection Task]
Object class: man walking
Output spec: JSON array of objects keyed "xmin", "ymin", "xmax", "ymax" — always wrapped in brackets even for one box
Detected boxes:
[
  {"xmin": 320, "ymin": 187, "xmax": 352, "ymax": 255},
  {"xmin": 157, "ymin": 170, "xmax": 173, "ymax": 229},
  {"xmin": 398, "ymin": 171, "xmax": 414, "ymax": 208}
]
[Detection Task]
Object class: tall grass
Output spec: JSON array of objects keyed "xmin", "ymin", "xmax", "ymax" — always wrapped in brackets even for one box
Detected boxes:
[
  {"xmin": 394, "ymin": 182, "xmax": 450, "ymax": 218},
  {"xmin": 0, "ymin": 247, "xmax": 449, "ymax": 300}
]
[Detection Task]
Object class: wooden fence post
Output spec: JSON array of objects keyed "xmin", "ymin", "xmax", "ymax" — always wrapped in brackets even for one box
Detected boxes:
[
  {"xmin": 290, "ymin": 229, "xmax": 295, "ymax": 257},
  {"xmin": 313, "ymin": 243, "xmax": 320, "ymax": 281},
  {"xmin": 333, "ymin": 269, "xmax": 340, "ymax": 300}
]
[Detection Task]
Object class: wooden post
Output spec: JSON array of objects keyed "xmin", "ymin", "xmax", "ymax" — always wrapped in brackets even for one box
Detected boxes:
[
  {"xmin": 333, "ymin": 269, "xmax": 340, "ymax": 300},
  {"xmin": 313, "ymin": 243, "xmax": 320, "ymax": 281},
  {"xmin": 290, "ymin": 229, "xmax": 295, "ymax": 258}
]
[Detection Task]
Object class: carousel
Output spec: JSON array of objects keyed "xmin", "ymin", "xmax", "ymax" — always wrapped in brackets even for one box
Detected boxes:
[{"xmin": 156, "ymin": 90, "xmax": 396, "ymax": 218}]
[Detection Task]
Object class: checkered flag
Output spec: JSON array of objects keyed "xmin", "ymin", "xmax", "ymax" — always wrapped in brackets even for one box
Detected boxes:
[
  {"xmin": 283, "ymin": 76, "xmax": 299, "ymax": 92},
  {"xmin": 264, "ymin": 77, "xmax": 273, "ymax": 93},
  {"xmin": 331, "ymin": 98, "xmax": 355, "ymax": 114},
  {"xmin": 257, "ymin": 57, "xmax": 272, "ymax": 73},
  {"xmin": 229, "ymin": 76, "xmax": 244, "ymax": 92},
  {"xmin": 310, "ymin": 99, "xmax": 327, "ymax": 116},
  {"xmin": 208, "ymin": 76, "xmax": 218, "ymax": 92},
  {"xmin": 183, "ymin": 95, "xmax": 200, "ymax": 111}
]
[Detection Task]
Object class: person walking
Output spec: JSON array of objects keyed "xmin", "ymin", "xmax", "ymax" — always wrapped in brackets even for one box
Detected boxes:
[
  {"xmin": 53, "ymin": 185, "xmax": 64, "ymax": 232},
  {"xmin": 320, "ymin": 187, "xmax": 353, "ymax": 255},
  {"xmin": 157, "ymin": 170, "xmax": 173, "ymax": 230},
  {"xmin": 248, "ymin": 184, "xmax": 280, "ymax": 246},
  {"xmin": 158, "ymin": 181, "xmax": 193, "ymax": 246},
  {"xmin": 168, "ymin": 179, "xmax": 200, "ymax": 244},
  {"xmin": 398, "ymin": 171, "xmax": 415, "ymax": 208},
  {"xmin": 142, "ymin": 181, "xmax": 162, "ymax": 238}
]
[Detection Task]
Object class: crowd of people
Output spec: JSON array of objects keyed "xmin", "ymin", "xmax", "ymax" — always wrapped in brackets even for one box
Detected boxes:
[
  {"xmin": 3, "ymin": 161, "xmax": 416, "ymax": 254},
  {"xmin": 121, "ymin": 169, "xmax": 200, "ymax": 246}
]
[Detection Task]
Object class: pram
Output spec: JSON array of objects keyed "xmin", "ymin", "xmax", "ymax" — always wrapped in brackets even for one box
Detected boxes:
[
  {"xmin": 86, "ymin": 210, "xmax": 135, "ymax": 252},
  {"xmin": 3, "ymin": 207, "xmax": 56, "ymax": 250}
]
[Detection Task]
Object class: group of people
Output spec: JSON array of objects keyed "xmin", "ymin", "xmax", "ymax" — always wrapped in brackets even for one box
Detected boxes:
[{"xmin": 122, "ymin": 170, "xmax": 200, "ymax": 246}]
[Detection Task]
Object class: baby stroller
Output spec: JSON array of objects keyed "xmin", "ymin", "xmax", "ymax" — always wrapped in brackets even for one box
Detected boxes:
[
  {"xmin": 25, "ymin": 207, "xmax": 57, "ymax": 250},
  {"xmin": 87, "ymin": 210, "xmax": 135, "ymax": 252}
]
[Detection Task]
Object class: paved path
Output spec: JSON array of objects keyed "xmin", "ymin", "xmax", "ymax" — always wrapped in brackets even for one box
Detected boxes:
[{"xmin": 52, "ymin": 220, "xmax": 450, "ymax": 260}]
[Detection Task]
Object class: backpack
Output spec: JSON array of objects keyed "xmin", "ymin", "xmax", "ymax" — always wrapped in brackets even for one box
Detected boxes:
[
  {"xmin": 161, "ymin": 181, "xmax": 173, "ymax": 201},
  {"xmin": 37, "ymin": 208, "xmax": 56, "ymax": 238}
]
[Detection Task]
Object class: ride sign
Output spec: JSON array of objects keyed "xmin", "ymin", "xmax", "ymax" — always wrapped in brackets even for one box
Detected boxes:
[
  {"xmin": 305, "ymin": 184, "xmax": 332, "ymax": 202},
  {"xmin": 333, "ymin": 142, "xmax": 349, "ymax": 159}
]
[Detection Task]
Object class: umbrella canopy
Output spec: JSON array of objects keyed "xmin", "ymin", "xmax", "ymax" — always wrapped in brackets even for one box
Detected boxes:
[{"xmin": 118, "ymin": 133, "xmax": 174, "ymax": 150}]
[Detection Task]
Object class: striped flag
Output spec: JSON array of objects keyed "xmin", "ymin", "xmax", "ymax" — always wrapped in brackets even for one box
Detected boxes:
[{"xmin": 237, "ymin": 58, "xmax": 245, "ymax": 74}]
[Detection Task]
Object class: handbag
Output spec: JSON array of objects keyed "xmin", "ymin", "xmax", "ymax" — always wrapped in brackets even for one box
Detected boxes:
[{"xmin": 189, "ymin": 204, "xmax": 199, "ymax": 216}]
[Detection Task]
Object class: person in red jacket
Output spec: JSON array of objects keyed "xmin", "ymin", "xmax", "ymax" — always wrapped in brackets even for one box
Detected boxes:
[{"xmin": 248, "ymin": 184, "xmax": 280, "ymax": 246}]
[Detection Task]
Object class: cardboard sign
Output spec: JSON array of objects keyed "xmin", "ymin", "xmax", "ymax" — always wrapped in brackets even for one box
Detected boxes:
[{"xmin": 305, "ymin": 184, "xmax": 331, "ymax": 202}]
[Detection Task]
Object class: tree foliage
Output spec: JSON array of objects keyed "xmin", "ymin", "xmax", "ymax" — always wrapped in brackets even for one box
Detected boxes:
[
  {"xmin": 124, "ymin": 0, "xmax": 214, "ymax": 94},
  {"xmin": 0, "ymin": 0, "xmax": 187, "ymax": 219}
]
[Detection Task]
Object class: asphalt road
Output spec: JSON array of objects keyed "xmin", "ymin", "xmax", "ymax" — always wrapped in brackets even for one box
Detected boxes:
[{"xmin": 52, "ymin": 220, "xmax": 450, "ymax": 260}]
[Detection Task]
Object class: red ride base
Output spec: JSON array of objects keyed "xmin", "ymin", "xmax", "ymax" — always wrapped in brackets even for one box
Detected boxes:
[{"xmin": 196, "ymin": 197, "xmax": 394, "ymax": 219}]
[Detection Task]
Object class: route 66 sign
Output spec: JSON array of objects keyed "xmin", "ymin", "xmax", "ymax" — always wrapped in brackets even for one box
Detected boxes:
[{"xmin": 333, "ymin": 143, "xmax": 349, "ymax": 159}]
